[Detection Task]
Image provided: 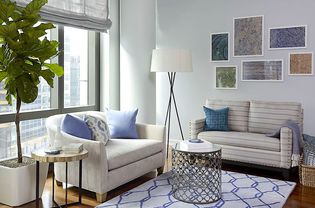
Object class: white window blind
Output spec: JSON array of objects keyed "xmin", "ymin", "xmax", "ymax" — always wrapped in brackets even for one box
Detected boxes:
[{"xmin": 16, "ymin": 0, "xmax": 112, "ymax": 32}]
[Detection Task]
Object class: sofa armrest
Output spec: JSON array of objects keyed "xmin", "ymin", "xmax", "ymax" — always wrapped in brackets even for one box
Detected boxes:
[
  {"xmin": 189, "ymin": 118, "xmax": 205, "ymax": 139},
  {"xmin": 136, "ymin": 123, "xmax": 166, "ymax": 141},
  {"xmin": 280, "ymin": 127, "xmax": 293, "ymax": 169},
  {"xmin": 136, "ymin": 123, "xmax": 166, "ymax": 160},
  {"xmin": 52, "ymin": 131, "xmax": 108, "ymax": 194}
]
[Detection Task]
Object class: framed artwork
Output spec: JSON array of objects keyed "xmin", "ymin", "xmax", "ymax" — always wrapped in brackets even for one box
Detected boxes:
[
  {"xmin": 210, "ymin": 32, "xmax": 229, "ymax": 62},
  {"xmin": 233, "ymin": 15, "xmax": 264, "ymax": 57},
  {"xmin": 289, "ymin": 52, "xmax": 313, "ymax": 75},
  {"xmin": 215, "ymin": 66, "xmax": 238, "ymax": 89},
  {"xmin": 241, "ymin": 60, "xmax": 283, "ymax": 81},
  {"xmin": 269, "ymin": 25, "xmax": 307, "ymax": 49}
]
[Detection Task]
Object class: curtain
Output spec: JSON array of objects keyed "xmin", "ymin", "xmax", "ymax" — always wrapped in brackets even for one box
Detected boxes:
[{"xmin": 16, "ymin": 0, "xmax": 112, "ymax": 32}]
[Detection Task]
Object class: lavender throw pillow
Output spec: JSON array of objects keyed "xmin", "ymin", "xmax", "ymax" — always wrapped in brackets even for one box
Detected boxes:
[
  {"xmin": 106, "ymin": 109, "xmax": 138, "ymax": 139},
  {"xmin": 61, "ymin": 114, "xmax": 92, "ymax": 140}
]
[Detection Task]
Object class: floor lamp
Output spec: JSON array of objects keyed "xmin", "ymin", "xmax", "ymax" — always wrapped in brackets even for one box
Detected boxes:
[{"xmin": 150, "ymin": 48, "xmax": 193, "ymax": 157}]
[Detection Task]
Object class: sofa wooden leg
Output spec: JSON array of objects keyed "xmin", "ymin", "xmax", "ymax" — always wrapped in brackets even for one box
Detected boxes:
[
  {"xmin": 96, "ymin": 192, "xmax": 107, "ymax": 203},
  {"xmin": 56, "ymin": 180, "xmax": 62, "ymax": 187},
  {"xmin": 157, "ymin": 166, "xmax": 164, "ymax": 175}
]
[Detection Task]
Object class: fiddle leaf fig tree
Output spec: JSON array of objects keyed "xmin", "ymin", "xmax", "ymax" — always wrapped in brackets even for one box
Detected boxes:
[{"xmin": 0, "ymin": 0, "xmax": 64, "ymax": 163}]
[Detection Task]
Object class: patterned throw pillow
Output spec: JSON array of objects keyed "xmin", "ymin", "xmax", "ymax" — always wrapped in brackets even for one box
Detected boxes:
[
  {"xmin": 84, "ymin": 115, "xmax": 110, "ymax": 145},
  {"xmin": 203, "ymin": 106, "xmax": 229, "ymax": 131}
]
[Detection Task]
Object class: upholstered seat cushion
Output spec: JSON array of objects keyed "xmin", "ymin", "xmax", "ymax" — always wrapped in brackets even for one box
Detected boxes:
[
  {"xmin": 106, "ymin": 139, "xmax": 163, "ymax": 170},
  {"xmin": 198, "ymin": 131, "xmax": 280, "ymax": 152}
]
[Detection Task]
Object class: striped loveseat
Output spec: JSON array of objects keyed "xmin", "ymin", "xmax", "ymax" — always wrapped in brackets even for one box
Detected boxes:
[{"xmin": 190, "ymin": 100, "xmax": 303, "ymax": 175}]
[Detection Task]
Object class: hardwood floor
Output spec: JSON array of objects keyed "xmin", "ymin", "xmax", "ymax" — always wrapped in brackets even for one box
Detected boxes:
[{"xmin": 1, "ymin": 158, "xmax": 315, "ymax": 207}]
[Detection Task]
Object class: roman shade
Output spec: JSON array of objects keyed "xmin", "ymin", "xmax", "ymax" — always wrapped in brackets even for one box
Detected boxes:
[{"xmin": 16, "ymin": 0, "xmax": 112, "ymax": 32}]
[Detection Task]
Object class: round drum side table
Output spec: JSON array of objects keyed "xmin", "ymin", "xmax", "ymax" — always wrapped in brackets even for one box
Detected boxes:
[{"xmin": 171, "ymin": 143, "xmax": 222, "ymax": 204}]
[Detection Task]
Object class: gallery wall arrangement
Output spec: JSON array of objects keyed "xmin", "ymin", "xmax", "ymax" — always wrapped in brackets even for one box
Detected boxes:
[{"xmin": 211, "ymin": 15, "xmax": 312, "ymax": 89}]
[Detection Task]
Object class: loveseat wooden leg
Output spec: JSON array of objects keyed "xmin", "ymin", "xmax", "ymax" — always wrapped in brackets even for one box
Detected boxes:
[
  {"xmin": 56, "ymin": 180, "xmax": 62, "ymax": 187},
  {"xmin": 96, "ymin": 192, "xmax": 107, "ymax": 203},
  {"xmin": 157, "ymin": 166, "xmax": 164, "ymax": 175}
]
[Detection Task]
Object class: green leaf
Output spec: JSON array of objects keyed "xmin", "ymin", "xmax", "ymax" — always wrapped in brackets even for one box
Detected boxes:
[
  {"xmin": 0, "ymin": 0, "xmax": 16, "ymax": 22},
  {"xmin": 5, "ymin": 36, "xmax": 21, "ymax": 50},
  {"xmin": 7, "ymin": 61, "xmax": 24, "ymax": 78},
  {"xmin": 44, "ymin": 63, "xmax": 64, "ymax": 77},
  {"xmin": 35, "ymin": 23, "xmax": 55, "ymax": 31},
  {"xmin": 0, "ymin": 22, "xmax": 19, "ymax": 39},
  {"xmin": 23, "ymin": 0, "xmax": 47, "ymax": 16},
  {"xmin": 16, "ymin": 74, "xmax": 38, "ymax": 103},
  {"xmin": 40, "ymin": 69, "xmax": 54, "ymax": 87},
  {"xmin": 0, "ymin": 71, "xmax": 7, "ymax": 82},
  {"xmin": 5, "ymin": 93, "xmax": 12, "ymax": 105}
]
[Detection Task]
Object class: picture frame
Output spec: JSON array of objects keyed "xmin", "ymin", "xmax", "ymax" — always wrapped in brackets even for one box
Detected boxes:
[
  {"xmin": 268, "ymin": 25, "xmax": 307, "ymax": 50},
  {"xmin": 289, "ymin": 52, "xmax": 313, "ymax": 76},
  {"xmin": 233, "ymin": 15, "xmax": 264, "ymax": 57},
  {"xmin": 215, "ymin": 66, "xmax": 238, "ymax": 89},
  {"xmin": 210, "ymin": 32, "xmax": 230, "ymax": 62},
  {"xmin": 241, "ymin": 60, "xmax": 283, "ymax": 81}
]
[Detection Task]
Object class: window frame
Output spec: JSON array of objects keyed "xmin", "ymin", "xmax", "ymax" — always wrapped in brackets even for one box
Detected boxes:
[{"xmin": 0, "ymin": 25, "xmax": 100, "ymax": 124}]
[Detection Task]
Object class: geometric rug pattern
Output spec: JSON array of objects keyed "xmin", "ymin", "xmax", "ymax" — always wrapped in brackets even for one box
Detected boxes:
[{"xmin": 97, "ymin": 171, "xmax": 296, "ymax": 208}]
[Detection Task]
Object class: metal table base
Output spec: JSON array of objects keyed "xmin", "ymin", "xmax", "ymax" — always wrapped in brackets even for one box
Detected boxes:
[{"xmin": 36, "ymin": 160, "xmax": 83, "ymax": 208}]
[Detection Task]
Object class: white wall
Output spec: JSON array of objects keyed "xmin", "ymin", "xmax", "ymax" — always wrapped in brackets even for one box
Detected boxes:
[
  {"xmin": 120, "ymin": 0, "xmax": 156, "ymax": 123},
  {"xmin": 156, "ymin": 0, "xmax": 315, "ymax": 142},
  {"xmin": 100, "ymin": 0, "xmax": 120, "ymax": 111}
]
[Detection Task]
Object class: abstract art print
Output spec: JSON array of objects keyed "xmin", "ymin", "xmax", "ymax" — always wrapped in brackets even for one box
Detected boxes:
[
  {"xmin": 211, "ymin": 32, "xmax": 229, "ymax": 62},
  {"xmin": 269, "ymin": 25, "xmax": 307, "ymax": 49},
  {"xmin": 233, "ymin": 15, "xmax": 264, "ymax": 57},
  {"xmin": 289, "ymin": 52, "xmax": 313, "ymax": 75},
  {"xmin": 242, "ymin": 60, "xmax": 283, "ymax": 81},
  {"xmin": 215, "ymin": 66, "xmax": 237, "ymax": 89}
]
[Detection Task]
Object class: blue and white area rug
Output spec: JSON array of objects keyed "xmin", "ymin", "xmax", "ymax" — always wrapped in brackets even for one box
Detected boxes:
[{"xmin": 97, "ymin": 171, "xmax": 296, "ymax": 208}]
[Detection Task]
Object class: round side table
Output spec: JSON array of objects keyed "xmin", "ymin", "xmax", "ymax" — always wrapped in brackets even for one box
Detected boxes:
[
  {"xmin": 171, "ymin": 143, "xmax": 222, "ymax": 204},
  {"xmin": 32, "ymin": 149, "xmax": 88, "ymax": 208}
]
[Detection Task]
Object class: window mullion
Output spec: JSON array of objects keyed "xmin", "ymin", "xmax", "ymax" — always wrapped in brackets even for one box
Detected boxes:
[{"xmin": 58, "ymin": 26, "xmax": 65, "ymax": 113}]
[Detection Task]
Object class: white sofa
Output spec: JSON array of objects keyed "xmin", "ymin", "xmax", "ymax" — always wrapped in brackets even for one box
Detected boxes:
[
  {"xmin": 46, "ymin": 111, "xmax": 166, "ymax": 202},
  {"xmin": 190, "ymin": 100, "xmax": 303, "ymax": 176}
]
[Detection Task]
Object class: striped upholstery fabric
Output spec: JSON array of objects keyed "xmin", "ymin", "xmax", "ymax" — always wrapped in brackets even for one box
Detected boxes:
[
  {"xmin": 205, "ymin": 99, "xmax": 250, "ymax": 132},
  {"xmin": 198, "ymin": 131, "xmax": 280, "ymax": 152},
  {"xmin": 219, "ymin": 144, "xmax": 282, "ymax": 168},
  {"xmin": 248, "ymin": 100, "xmax": 302, "ymax": 134}
]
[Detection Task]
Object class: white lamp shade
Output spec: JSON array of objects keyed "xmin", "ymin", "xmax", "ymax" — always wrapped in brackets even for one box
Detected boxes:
[{"xmin": 150, "ymin": 48, "xmax": 193, "ymax": 72}]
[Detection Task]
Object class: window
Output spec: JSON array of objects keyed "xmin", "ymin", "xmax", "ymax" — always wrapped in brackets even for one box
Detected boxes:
[
  {"xmin": 64, "ymin": 27, "xmax": 89, "ymax": 107},
  {"xmin": 0, "ymin": 119, "xmax": 47, "ymax": 159},
  {"xmin": 0, "ymin": 25, "xmax": 100, "ymax": 160}
]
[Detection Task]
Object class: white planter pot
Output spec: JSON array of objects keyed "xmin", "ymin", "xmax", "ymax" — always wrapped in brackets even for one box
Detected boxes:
[{"xmin": 0, "ymin": 157, "xmax": 48, "ymax": 207}]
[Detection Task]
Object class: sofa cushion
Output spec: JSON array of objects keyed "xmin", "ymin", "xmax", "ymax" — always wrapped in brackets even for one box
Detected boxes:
[
  {"xmin": 205, "ymin": 99, "xmax": 249, "ymax": 132},
  {"xmin": 203, "ymin": 106, "xmax": 229, "ymax": 131},
  {"xmin": 106, "ymin": 109, "xmax": 139, "ymax": 139},
  {"xmin": 106, "ymin": 139, "xmax": 163, "ymax": 170},
  {"xmin": 61, "ymin": 114, "xmax": 92, "ymax": 140},
  {"xmin": 198, "ymin": 131, "xmax": 280, "ymax": 152},
  {"xmin": 248, "ymin": 100, "xmax": 302, "ymax": 134}
]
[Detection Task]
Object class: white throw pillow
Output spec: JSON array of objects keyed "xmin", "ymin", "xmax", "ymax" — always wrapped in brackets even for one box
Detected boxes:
[{"xmin": 84, "ymin": 115, "xmax": 110, "ymax": 145}]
